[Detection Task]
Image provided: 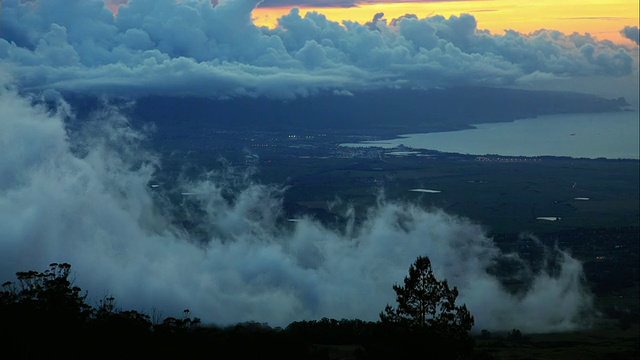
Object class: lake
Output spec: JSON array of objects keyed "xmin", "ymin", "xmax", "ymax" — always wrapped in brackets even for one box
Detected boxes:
[{"xmin": 340, "ymin": 111, "xmax": 639, "ymax": 160}]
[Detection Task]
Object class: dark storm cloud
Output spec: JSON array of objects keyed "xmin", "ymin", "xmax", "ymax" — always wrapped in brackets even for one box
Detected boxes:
[
  {"xmin": 621, "ymin": 25, "xmax": 640, "ymax": 45},
  {"xmin": 0, "ymin": 0, "xmax": 635, "ymax": 99}
]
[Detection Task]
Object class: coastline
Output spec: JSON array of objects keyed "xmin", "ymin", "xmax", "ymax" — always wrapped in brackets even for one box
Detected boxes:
[{"xmin": 339, "ymin": 110, "xmax": 640, "ymax": 161}]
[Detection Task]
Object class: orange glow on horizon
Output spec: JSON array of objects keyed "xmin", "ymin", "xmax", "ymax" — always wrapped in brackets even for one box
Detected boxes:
[{"xmin": 252, "ymin": 1, "xmax": 639, "ymax": 45}]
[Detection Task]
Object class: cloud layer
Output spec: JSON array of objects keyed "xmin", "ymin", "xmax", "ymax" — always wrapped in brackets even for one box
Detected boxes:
[
  {"xmin": 1, "ymin": 81, "xmax": 595, "ymax": 332},
  {"xmin": 0, "ymin": 0, "xmax": 636, "ymax": 100}
]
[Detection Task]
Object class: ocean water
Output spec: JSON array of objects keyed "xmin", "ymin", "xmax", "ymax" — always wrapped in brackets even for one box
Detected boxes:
[{"xmin": 341, "ymin": 111, "xmax": 640, "ymax": 160}]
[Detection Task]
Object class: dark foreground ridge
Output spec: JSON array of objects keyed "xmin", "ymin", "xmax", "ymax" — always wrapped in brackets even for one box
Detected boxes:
[
  {"xmin": 2, "ymin": 240, "xmax": 638, "ymax": 360},
  {"xmin": 1, "ymin": 260, "xmax": 480, "ymax": 360}
]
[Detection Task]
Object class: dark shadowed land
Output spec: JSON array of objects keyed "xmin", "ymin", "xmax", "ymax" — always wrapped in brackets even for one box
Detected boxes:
[
  {"xmin": 474, "ymin": 320, "xmax": 640, "ymax": 360},
  {"xmin": 63, "ymin": 85, "xmax": 636, "ymax": 235},
  {"xmin": 63, "ymin": 86, "xmax": 630, "ymax": 136}
]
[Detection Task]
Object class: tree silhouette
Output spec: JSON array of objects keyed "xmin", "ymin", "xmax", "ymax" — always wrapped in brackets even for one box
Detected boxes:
[
  {"xmin": 0, "ymin": 262, "xmax": 96, "ymax": 356},
  {"xmin": 380, "ymin": 255, "xmax": 474, "ymax": 338},
  {"xmin": 0, "ymin": 261, "xmax": 481, "ymax": 359},
  {"xmin": 1, "ymin": 263, "xmax": 92, "ymax": 326}
]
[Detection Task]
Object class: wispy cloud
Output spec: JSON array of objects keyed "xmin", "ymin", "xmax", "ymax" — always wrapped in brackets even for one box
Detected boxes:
[{"xmin": 558, "ymin": 17, "xmax": 633, "ymax": 21}]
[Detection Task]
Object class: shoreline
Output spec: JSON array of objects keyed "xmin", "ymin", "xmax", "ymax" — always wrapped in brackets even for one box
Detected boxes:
[{"xmin": 339, "ymin": 110, "xmax": 640, "ymax": 161}]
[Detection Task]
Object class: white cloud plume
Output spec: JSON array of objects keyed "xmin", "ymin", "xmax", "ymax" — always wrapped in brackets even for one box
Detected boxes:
[
  {"xmin": 0, "ymin": 80, "xmax": 595, "ymax": 333},
  {"xmin": 0, "ymin": 0, "xmax": 636, "ymax": 99}
]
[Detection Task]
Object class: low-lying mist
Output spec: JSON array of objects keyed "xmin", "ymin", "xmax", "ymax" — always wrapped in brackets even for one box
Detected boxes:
[{"xmin": 0, "ymin": 83, "xmax": 595, "ymax": 333}]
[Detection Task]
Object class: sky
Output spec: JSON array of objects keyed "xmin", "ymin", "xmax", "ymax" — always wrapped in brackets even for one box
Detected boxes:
[
  {"xmin": 0, "ymin": 0, "xmax": 637, "ymax": 331},
  {"xmin": 253, "ymin": 0, "xmax": 639, "ymax": 45}
]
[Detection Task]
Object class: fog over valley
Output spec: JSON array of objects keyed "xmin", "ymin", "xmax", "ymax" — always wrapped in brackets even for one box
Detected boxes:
[{"xmin": 0, "ymin": 86, "xmax": 596, "ymax": 332}]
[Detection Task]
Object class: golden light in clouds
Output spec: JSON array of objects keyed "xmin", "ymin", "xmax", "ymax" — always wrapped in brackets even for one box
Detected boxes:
[{"xmin": 253, "ymin": 0, "xmax": 639, "ymax": 44}]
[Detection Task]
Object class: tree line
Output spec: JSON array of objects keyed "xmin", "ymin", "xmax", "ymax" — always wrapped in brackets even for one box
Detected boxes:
[{"xmin": 0, "ymin": 258, "xmax": 491, "ymax": 359}]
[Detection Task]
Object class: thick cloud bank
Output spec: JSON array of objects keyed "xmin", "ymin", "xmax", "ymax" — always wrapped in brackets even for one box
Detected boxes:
[
  {"xmin": 0, "ymin": 0, "xmax": 636, "ymax": 99},
  {"xmin": 1, "ymin": 82, "xmax": 595, "ymax": 333}
]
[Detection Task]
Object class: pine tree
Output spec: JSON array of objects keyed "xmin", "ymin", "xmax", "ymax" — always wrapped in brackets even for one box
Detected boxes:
[{"xmin": 380, "ymin": 256, "xmax": 474, "ymax": 338}]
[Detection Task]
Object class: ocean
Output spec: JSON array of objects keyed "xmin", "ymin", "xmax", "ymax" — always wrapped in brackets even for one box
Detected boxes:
[{"xmin": 340, "ymin": 111, "xmax": 640, "ymax": 160}]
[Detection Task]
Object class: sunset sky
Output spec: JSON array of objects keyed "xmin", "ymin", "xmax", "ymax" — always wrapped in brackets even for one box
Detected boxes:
[
  {"xmin": 252, "ymin": 0, "xmax": 639, "ymax": 45},
  {"xmin": 1, "ymin": 0, "xmax": 635, "ymax": 102}
]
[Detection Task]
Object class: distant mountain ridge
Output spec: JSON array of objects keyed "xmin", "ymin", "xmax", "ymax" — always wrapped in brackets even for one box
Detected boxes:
[{"xmin": 62, "ymin": 86, "xmax": 629, "ymax": 136}]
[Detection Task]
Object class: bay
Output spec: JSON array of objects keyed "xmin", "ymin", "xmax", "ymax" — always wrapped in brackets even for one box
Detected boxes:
[{"xmin": 341, "ymin": 111, "xmax": 639, "ymax": 160}]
